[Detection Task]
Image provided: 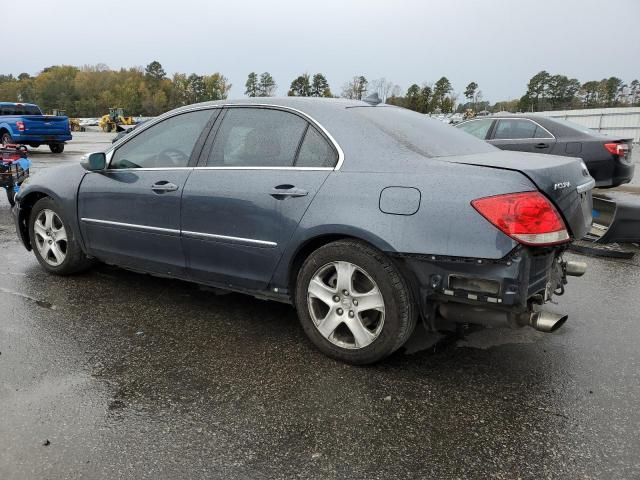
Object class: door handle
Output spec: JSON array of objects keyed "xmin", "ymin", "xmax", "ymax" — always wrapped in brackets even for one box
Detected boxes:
[
  {"xmin": 534, "ymin": 143, "xmax": 549, "ymax": 149},
  {"xmin": 151, "ymin": 181, "xmax": 179, "ymax": 193},
  {"xmin": 270, "ymin": 184, "xmax": 308, "ymax": 199}
]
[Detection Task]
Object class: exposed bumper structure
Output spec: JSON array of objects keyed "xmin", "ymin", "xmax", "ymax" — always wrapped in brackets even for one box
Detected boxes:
[{"xmin": 394, "ymin": 248, "xmax": 587, "ymax": 333}]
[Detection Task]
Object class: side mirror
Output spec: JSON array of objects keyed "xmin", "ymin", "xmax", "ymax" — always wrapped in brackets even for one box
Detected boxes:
[{"xmin": 81, "ymin": 152, "xmax": 106, "ymax": 171}]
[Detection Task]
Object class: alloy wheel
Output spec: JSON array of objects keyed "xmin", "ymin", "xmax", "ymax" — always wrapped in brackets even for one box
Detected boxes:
[
  {"xmin": 307, "ymin": 261, "xmax": 385, "ymax": 349},
  {"xmin": 33, "ymin": 209, "xmax": 68, "ymax": 266}
]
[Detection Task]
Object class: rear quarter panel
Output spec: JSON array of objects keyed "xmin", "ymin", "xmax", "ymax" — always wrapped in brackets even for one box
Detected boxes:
[{"xmin": 271, "ymin": 160, "xmax": 537, "ymax": 288}]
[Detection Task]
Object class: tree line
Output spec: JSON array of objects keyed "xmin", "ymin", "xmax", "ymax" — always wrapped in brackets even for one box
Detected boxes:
[
  {"xmin": 0, "ymin": 61, "xmax": 231, "ymax": 117},
  {"xmin": 0, "ymin": 61, "xmax": 638, "ymax": 117}
]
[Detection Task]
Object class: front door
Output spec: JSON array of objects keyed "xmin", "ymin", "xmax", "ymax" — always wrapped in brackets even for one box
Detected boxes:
[
  {"xmin": 78, "ymin": 108, "xmax": 217, "ymax": 276},
  {"xmin": 181, "ymin": 106, "xmax": 339, "ymax": 290}
]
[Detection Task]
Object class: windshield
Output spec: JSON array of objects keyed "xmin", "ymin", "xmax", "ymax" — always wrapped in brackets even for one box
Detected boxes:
[{"xmin": 350, "ymin": 105, "xmax": 495, "ymax": 158}]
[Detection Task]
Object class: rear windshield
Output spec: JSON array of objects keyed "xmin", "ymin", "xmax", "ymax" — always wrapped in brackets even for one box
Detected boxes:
[
  {"xmin": 1, "ymin": 104, "xmax": 42, "ymax": 115},
  {"xmin": 350, "ymin": 106, "xmax": 495, "ymax": 157},
  {"xmin": 544, "ymin": 117, "xmax": 596, "ymax": 135}
]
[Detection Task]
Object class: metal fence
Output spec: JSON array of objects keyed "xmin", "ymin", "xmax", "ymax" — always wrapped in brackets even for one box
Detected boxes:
[{"xmin": 535, "ymin": 107, "xmax": 640, "ymax": 143}]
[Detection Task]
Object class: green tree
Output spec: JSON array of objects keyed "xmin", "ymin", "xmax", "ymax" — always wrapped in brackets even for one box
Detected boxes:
[
  {"xmin": 464, "ymin": 81, "xmax": 478, "ymax": 106},
  {"xmin": 630, "ymin": 79, "xmax": 640, "ymax": 106},
  {"xmin": 405, "ymin": 84, "xmax": 421, "ymax": 111},
  {"xmin": 258, "ymin": 72, "xmax": 276, "ymax": 97},
  {"xmin": 547, "ymin": 75, "xmax": 580, "ymax": 109},
  {"xmin": 601, "ymin": 77, "xmax": 623, "ymax": 106},
  {"xmin": 432, "ymin": 76, "xmax": 452, "ymax": 111},
  {"xmin": 288, "ymin": 74, "xmax": 311, "ymax": 96},
  {"xmin": 418, "ymin": 85, "xmax": 432, "ymax": 113},
  {"xmin": 245, "ymin": 72, "xmax": 259, "ymax": 97},
  {"xmin": 526, "ymin": 71, "xmax": 551, "ymax": 111},
  {"xmin": 580, "ymin": 80, "xmax": 601, "ymax": 107},
  {"xmin": 145, "ymin": 61, "xmax": 166, "ymax": 81},
  {"xmin": 311, "ymin": 73, "xmax": 331, "ymax": 97},
  {"xmin": 33, "ymin": 65, "xmax": 80, "ymax": 113},
  {"xmin": 203, "ymin": 73, "xmax": 231, "ymax": 101},
  {"xmin": 341, "ymin": 76, "xmax": 368, "ymax": 100}
]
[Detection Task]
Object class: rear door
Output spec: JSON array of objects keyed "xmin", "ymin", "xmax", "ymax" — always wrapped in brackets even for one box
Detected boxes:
[
  {"xmin": 489, "ymin": 118, "xmax": 557, "ymax": 153},
  {"xmin": 181, "ymin": 106, "xmax": 337, "ymax": 290},
  {"xmin": 77, "ymin": 108, "xmax": 217, "ymax": 276}
]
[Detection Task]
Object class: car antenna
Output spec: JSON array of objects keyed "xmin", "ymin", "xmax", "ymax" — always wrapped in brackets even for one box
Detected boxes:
[{"xmin": 362, "ymin": 92, "xmax": 382, "ymax": 106}]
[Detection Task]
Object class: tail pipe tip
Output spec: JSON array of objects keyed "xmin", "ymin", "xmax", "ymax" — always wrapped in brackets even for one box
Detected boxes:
[
  {"xmin": 530, "ymin": 311, "xmax": 568, "ymax": 333},
  {"xmin": 564, "ymin": 260, "xmax": 587, "ymax": 277}
]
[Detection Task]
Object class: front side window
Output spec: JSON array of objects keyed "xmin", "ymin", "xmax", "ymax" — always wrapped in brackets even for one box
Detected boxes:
[
  {"xmin": 456, "ymin": 119, "xmax": 493, "ymax": 140},
  {"xmin": 493, "ymin": 119, "xmax": 539, "ymax": 140},
  {"xmin": 110, "ymin": 109, "xmax": 214, "ymax": 169},
  {"xmin": 207, "ymin": 108, "xmax": 307, "ymax": 167},
  {"xmin": 296, "ymin": 127, "xmax": 337, "ymax": 167}
]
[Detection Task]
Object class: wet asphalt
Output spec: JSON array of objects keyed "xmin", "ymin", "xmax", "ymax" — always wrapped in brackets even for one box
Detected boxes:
[{"xmin": 1, "ymin": 133, "xmax": 639, "ymax": 479}]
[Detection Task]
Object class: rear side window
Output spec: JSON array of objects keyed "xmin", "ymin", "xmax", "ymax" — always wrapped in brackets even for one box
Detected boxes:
[
  {"xmin": 207, "ymin": 108, "xmax": 307, "ymax": 167},
  {"xmin": 296, "ymin": 127, "xmax": 337, "ymax": 167},
  {"xmin": 1, "ymin": 104, "xmax": 42, "ymax": 115},
  {"xmin": 110, "ymin": 109, "xmax": 214, "ymax": 169},
  {"xmin": 493, "ymin": 119, "xmax": 552, "ymax": 139},
  {"xmin": 457, "ymin": 119, "xmax": 493, "ymax": 139}
]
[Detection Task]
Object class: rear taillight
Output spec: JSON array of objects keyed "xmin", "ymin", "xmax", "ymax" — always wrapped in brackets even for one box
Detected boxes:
[
  {"xmin": 471, "ymin": 192, "xmax": 570, "ymax": 246},
  {"xmin": 604, "ymin": 142, "xmax": 629, "ymax": 157},
  {"xmin": 16, "ymin": 121, "xmax": 25, "ymax": 132}
]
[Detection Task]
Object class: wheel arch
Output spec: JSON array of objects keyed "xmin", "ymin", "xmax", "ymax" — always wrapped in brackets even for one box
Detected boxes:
[
  {"xmin": 283, "ymin": 228, "xmax": 396, "ymax": 304},
  {"xmin": 16, "ymin": 191, "xmax": 52, "ymax": 250}
]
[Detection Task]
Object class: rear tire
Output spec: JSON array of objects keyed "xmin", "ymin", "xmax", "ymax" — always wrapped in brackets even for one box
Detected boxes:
[
  {"xmin": 28, "ymin": 197, "xmax": 93, "ymax": 275},
  {"xmin": 2, "ymin": 132, "xmax": 13, "ymax": 145},
  {"xmin": 49, "ymin": 144, "xmax": 64, "ymax": 153},
  {"xmin": 295, "ymin": 239, "xmax": 416, "ymax": 365}
]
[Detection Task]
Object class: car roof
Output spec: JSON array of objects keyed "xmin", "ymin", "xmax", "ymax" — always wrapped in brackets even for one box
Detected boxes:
[{"xmin": 160, "ymin": 97, "xmax": 496, "ymax": 171}]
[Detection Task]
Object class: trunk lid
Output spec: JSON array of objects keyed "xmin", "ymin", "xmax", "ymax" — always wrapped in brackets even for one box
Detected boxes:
[
  {"xmin": 21, "ymin": 115, "xmax": 70, "ymax": 135},
  {"xmin": 442, "ymin": 150, "xmax": 594, "ymax": 240}
]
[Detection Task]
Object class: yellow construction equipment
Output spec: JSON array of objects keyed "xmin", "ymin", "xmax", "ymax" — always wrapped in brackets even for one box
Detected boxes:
[
  {"xmin": 462, "ymin": 108, "xmax": 476, "ymax": 121},
  {"xmin": 99, "ymin": 108, "xmax": 135, "ymax": 133},
  {"xmin": 50, "ymin": 109, "xmax": 84, "ymax": 132}
]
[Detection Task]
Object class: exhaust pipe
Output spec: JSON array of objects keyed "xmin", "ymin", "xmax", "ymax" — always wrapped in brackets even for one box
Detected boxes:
[
  {"xmin": 564, "ymin": 260, "xmax": 587, "ymax": 277},
  {"xmin": 438, "ymin": 303, "xmax": 568, "ymax": 333},
  {"xmin": 529, "ymin": 311, "xmax": 568, "ymax": 333}
]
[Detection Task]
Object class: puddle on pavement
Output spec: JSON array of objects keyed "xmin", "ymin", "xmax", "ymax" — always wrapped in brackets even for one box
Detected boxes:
[{"xmin": 0, "ymin": 286, "xmax": 56, "ymax": 309}]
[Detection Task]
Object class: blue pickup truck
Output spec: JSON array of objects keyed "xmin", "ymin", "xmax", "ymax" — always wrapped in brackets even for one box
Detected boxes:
[{"xmin": 0, "ymin": 102, "xmax": 72, "ymax": 153}]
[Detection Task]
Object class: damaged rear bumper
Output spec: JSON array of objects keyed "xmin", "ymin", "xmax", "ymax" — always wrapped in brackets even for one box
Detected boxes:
[{"xmin": 393, "ymin": 246, "xmax": 585, "ymax": 332}]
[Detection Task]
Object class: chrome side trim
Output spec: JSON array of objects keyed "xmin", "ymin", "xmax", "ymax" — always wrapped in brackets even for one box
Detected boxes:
[
  {"xmin": 193, "ymin": 166, "xmax": 332, "ymax": 171},
  {"xmin": 103, "ymin": 167, "xmax": 193, "ymax": 172},
  {"xmin": 576, "ymin": 178, "xmax": 596, "ymax": 194},
  {"xmin": 182, "ymin": 230, "xmax": 277, "ymax": 248},
  {"xmin": 81, "ymin": 217, "xmax": 180, "ymax": 235}
]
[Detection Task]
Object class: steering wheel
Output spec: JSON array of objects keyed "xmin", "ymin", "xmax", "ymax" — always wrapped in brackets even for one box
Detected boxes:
[{"xmin": 157, "ymin": 148, "xmax": 189, "ymax": 167}]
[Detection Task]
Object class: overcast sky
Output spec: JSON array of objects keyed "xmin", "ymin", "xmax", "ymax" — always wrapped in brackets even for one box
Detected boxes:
[{"xmin": 7, "ymin": 0, "xmax": 640, "ymax": 101}]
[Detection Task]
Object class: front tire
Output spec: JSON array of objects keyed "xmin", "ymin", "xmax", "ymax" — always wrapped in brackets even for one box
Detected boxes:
[
  {"xmin": 49, "ymin": 143, "xmax": 64, "ymax": 153},
  {"xmin": 6, "ymin": 188, "xmax": 15, "ymax": 206},
  {"xmin": 29, "ymin": 197, "xmax": 93, "ymax": 275},
  {"xmin": 295, "ymin": 240, "xmax": 416, "ymax": 365}
]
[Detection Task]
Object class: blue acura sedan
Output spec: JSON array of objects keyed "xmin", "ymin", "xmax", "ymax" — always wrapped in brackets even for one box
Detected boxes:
[{"xmin": 13, "ymin": 97, "xmax": 593, "ymax": 364}]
